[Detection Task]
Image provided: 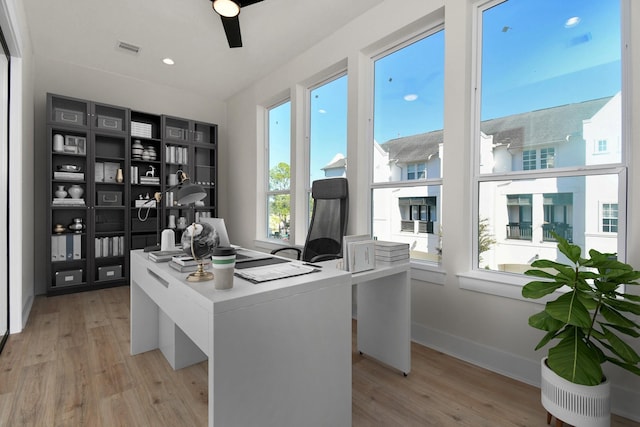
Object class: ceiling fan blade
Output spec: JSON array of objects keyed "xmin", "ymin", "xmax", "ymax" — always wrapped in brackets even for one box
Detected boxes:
[
  {"xmin": 238, "ymin": 0, "xmax": 264, "ymax": 6},
  {"xmin": 220, "ymin": 16, "xmax": 242, "ymax": 48}
]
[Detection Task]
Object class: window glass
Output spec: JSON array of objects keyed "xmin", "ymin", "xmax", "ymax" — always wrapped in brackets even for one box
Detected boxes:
[
  {"xmin": 267, "ymin": 101, "xmax": 291, "ymax": 240},
  {"xmin": 476, "ymin": 0, "xmax": 623, "ymax": 272},
  {"xmin": 478, "ymin": 174, "xmax": 619, "ymax": 270},
  {"xmin": 479, "ymin": 0, "xmax": 621, "ymax": 172},
  {"xmin": 309, "ymin": 75, "xmax": 347, "ymax": 185},
  {"xmin": 371, "ymin": 28, "xmax": 444, "ymax": 264}
]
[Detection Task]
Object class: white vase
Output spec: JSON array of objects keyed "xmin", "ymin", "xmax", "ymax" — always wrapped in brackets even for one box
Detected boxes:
[
  {"xmin": 540, "ymin": 358, "xmax": 610, "ymax": 427},
  {"xmin": 55, "ymin": 185, "xmax": 67, "ymax": 198},
  {"xmin": 67, "ymin": 184, "xmax": 84, "ymax": 199}
]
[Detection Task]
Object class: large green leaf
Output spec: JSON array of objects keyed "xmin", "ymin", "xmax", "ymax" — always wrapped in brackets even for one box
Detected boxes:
[
  {"xmin": 535, "ymin": 330, "xmax": 558, "ymax": 351},
  {"xmin": 622, "ymin": 293, "xmax": 640, "ymax": 302},
  {"xmin": 548, "ymin": 328, "xmax": 603, "ymax": 385},
  {"xmin": 599, "ymin": 305, "xmax": 640, "ymax": 330},
  {"xmin": 555, "ymin": 234, "xmax": 582, "ymax": 263},
  {"xmin": 522, "ymin": 280, "xmax": 564, "ymax": 299},
  {"xmin": 545, "ymin": 292, "xmax": 592, "ymax": 328},
  {"xmin": 602, "ymin": 325, "xmax": 640, "ymax": 364},
  {"xmin": 600, "ymin": 323, "xmax": 640, "ymax": 338},
  {"xmin": 608, "ymin": 299, "xmax": 640, "ymax": 315},
  {"xmin": 528, "ymin": 310, "xmax": 564, "ymax": 332},
  {"xmin": 606, "ymin": 357, "xmax": 640, "ymax": 376}
]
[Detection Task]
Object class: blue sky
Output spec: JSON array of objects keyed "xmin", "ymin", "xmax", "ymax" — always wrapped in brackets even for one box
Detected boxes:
[{"xmin": 270, "ymin": 0, "xmax": 621, "ymax": 183}]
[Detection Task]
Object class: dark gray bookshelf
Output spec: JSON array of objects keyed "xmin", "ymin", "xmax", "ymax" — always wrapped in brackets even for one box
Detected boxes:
[{"xmin": 46, "ymin": 94, "xmax": 218, "ymax": 295}]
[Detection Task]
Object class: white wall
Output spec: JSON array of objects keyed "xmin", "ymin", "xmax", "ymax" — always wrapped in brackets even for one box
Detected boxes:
[
  {"xmin": 225, "ymin": 0, "xmax": 640, "ymax": 421},
  {"xmin": 1, "ymin": 0, "xmax": 35, "ymax": 333},
  {"xmin": 30, "ymin": 57, "xmax": 227, "ymax": 295}
]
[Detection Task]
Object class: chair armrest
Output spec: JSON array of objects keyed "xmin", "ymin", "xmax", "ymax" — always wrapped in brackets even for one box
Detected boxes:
[
  {"xmin": 271, "ymin": 247, "xmax": 302, "ymax": 260},
  {"xmin": 309, "ymin": 254, "xmax": 341, "ymax": 263}
]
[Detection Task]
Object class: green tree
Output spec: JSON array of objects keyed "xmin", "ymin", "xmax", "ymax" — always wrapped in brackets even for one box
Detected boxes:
[
  {"xmin": 269, "ymin": 163, "xmax": 291, "ymax": 238},
  {"xmin": 478, "ymin": 217, "xmax": 496, "ymax": 265}
]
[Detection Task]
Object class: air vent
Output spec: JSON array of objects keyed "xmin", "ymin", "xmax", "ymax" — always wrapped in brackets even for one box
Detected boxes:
[{"xmin": 117, "ymin": 41, "xmax": 140, "ymax": 54}]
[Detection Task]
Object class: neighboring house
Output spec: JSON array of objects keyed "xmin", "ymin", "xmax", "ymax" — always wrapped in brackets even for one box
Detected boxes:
[
  {"xmin": 325, "ymin": 94, "xmax": 620, "ymax": 267},
  {"xmin": 321, "ymin": 153, "xmax": 347, "ymax": 178}
]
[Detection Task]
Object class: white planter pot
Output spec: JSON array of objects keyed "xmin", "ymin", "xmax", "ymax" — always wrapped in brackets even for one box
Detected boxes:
[{"xmin": 541, "ymin": 358, "xmax": 610, "ymax": 427}]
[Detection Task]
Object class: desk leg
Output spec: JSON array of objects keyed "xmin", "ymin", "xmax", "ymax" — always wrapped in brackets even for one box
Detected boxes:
[
  {"xmin": 130, "ymin": 279, "xmax": 159, "ymax": 355},
  {"xmin": 357, "ymin": 271, "xmax": 411, "ymax": 375}
]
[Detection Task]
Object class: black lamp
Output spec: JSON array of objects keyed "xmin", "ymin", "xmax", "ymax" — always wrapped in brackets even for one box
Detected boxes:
[{"xmin": 141, "ymin": 171, "xmax": 207, "ymax": 252}]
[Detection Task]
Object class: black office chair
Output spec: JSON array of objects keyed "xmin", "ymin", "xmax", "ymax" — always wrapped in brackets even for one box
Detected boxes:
[{"xmin": 272, "ymin": 177, "xmax": 348, "ymax": 263}]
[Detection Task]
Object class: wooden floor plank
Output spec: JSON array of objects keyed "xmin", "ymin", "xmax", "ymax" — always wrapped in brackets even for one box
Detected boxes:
[{"xmin": 0, "ymin": 287, "xmax": 637, "ymax": 427}]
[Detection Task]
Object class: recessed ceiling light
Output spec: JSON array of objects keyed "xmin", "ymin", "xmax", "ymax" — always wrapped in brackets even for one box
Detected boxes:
[
  {"xmin": 163, "ymin": 58, "xmax": 175, "ymax": 65},
  {"xmin": 404, "ymin": 94, "xmax": 418, "ymax": 102},
  {"xmin": 565, "ymin": 17, "xmax": 581, "ymax": 28}
]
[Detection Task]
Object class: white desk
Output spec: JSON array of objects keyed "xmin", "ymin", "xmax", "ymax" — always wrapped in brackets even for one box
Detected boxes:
[
  {"xmin": 130, "ymin": 250, "xmax": 352, "ymax": 427},
  {"xmin": 351, "ymin": 263, "xmax": 411, "ymax": 375}
]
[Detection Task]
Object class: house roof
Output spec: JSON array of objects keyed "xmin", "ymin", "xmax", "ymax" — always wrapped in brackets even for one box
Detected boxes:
[
  {"xmin": 480, "ymin": 97, "xmax": 611, "ymax": 149},
  {"xmin": 322, "ymin": 156, "xmax": 347, "ymax": 170},
  {"xmin": 379, "ymin": 96, "xmax": 612, "ymax": 163}
]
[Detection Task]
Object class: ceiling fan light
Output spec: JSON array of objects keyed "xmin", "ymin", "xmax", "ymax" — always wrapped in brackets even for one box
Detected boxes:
[{"xmin": 213, "ymin": 0, "xmax": 240, "ymax": 18}]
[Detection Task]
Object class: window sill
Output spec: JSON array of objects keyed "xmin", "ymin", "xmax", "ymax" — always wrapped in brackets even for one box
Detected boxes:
[
  {"xmin": 457, "ymin": 269, "xmax": 549, "ymax": 304},
  {"xmin": 410, "ymin": 260, "xmax": 446, "ymax": 285}
]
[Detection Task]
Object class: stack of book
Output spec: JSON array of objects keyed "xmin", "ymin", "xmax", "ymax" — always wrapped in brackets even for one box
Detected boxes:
[
  {"xmin": 148, "ymin": 249, "xmax": 184, "ymax": 263},
  {"xmin": 169, "ymin": 255, "xmax": 212, "ymax": 272},
  {"xmin": 53, "ymin": 171, "xmax": 84, "ymax": 181},
  {"xmin": 139, "ymin": 176, "xmax": 160, "ymax": 185},
  {"xmin": 52, "ymin": 198, "xmax": 85, "ymax": 206},
  {"xmin": 374, "ymin": 241, "xmax": 410, "ymax": 266}
]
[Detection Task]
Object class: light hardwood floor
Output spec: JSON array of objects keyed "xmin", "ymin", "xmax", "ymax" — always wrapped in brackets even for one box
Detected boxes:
[{"xmin": 0, "ymin": 286, "xmax": 638, "ymax": 426}]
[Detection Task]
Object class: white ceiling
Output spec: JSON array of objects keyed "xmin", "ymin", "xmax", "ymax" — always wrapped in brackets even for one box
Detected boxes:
[{"xmin": 22, "ymin": 0, "xmax": 382, "ymax": 100}]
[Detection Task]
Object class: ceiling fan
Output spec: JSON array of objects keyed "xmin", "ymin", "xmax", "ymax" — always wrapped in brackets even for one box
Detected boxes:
[{"xmin": 211, "ymin": 0, "xmax": 265, "ymax": 48}]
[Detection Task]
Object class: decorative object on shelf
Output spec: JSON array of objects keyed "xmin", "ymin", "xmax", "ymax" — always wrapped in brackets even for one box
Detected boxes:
[
  {"xmin": 55, "ymin": 185, "xmax": 68, "ymax": 199},
  {"xmin": 141, "ymin": 148, "xmax": 151, "ymax": 161},
  {"xmin": 57, "ymin": 164, "xmax": 81, "ymax": 172},
  {"xmin": 132, "ymin": 140, "xmax": 144, "ymax": 159},
  {"xmin": 177, "ymin": 216, "xmax": 187, "ymax": 230},
  {"xmin": 146, "ymin": 146, "xmax": 156, "ymax": 160},
  {"xmin": 522, "ymin": 232, "xmax": 640, "ymax": 427},
  {"xmin": 168, "ymin": 215, "xmax": 176, "ymax": 229},
  {"xmin": 53, "ymin": 134, "xmax": 64, "ymax": 152},
  {"xmin": 181, "ymin": 222, "xmax": 218, "ymax": 282},
  {"xmin": 53, "ymin": 224, "xmax": 66, "ymax": 234},
  {"xmin": 68, "ymin": 218, "xmax": 85, "ymax": 233},
  {"xmin": 116, "ymin": 168, "xmax": 124, "ymax": 183},
  {"xmin": 67, "ymin": 184, "xmax": 84, "ymax": 199}
]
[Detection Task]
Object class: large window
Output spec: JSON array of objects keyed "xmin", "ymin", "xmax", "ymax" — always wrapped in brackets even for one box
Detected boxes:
[
  {"xmin": 307, "ymin": 74, "xmax": 348, "ymax": 223},
  {"xmin": 266, "ymin": 101, "xmax": 291, "ymax": 241},
  {"xmin": 475, "ymin": 0, "xmax": 625, "ymax": 272},
  {"xmin": 371, "ymin": 27, "xmax": 445, "ymax": 263}
]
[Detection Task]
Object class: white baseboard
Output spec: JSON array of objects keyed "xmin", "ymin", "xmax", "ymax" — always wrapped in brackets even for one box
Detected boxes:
[{"xmin": 411, "ymin": 321, "xmax": 640, "ymax": 423}]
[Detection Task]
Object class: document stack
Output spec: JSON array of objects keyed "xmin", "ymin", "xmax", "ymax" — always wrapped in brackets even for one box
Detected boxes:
[
  {"xmin": 374, "ymin": 241, "xmax": 410, "ymax": 266},
  {"xmin": 139, "ymin": 175, "xmax": 160, "ymax": 185},
  {"xmin": 168, "ymin": 255, "xmax": 212, "ymax": 272},
  {"xmin": 148, "ymin": 249, "xmax": 184, "ymax": 263},
  {"xmin": 52, "ymin": 197, "xmax": 85, "ymax": 206}
]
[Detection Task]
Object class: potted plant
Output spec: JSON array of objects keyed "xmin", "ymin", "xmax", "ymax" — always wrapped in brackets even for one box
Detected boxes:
[{"xmin": 522, "ymin": 233, "xmax": 640, "ymax": 427}]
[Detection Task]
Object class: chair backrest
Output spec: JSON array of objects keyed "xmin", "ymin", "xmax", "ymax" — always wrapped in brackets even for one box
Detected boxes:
[{"xmin": 302, "ymin": 177, "xmax": 349, "ymax": 262}]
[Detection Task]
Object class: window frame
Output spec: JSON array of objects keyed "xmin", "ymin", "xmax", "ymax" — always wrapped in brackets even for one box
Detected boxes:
[
  {"xmin": 304, "ymin": 70, "xmax": 348, "ymax": 227},
  {"xmin": 469, "ymin": 0, "xmax": 630, "ymax": 289},
  {"xmin": 265, "ymin": 98, "xmax": 293, "ymax": 242},
  {"xmin": 368, "ymin": 24, "xmax": 445, "ymax": 268}
]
